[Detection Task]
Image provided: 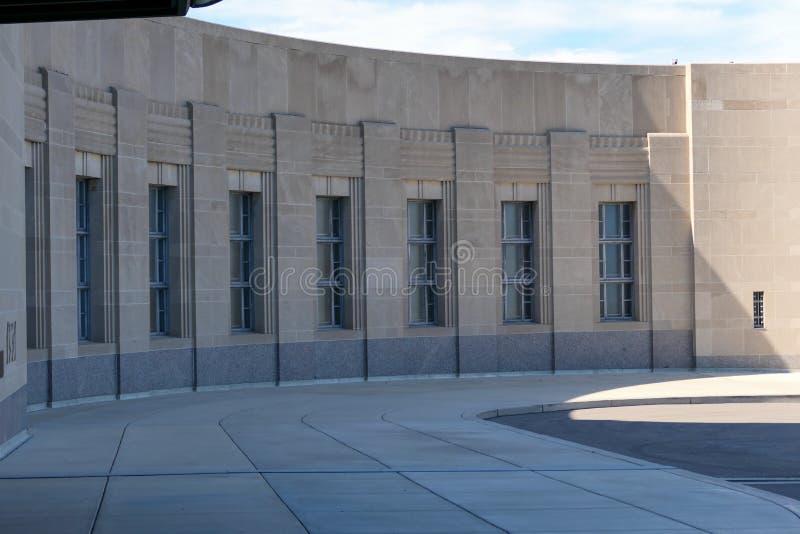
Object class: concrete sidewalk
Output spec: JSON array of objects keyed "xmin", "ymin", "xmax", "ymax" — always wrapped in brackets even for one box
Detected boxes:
[{"xmin": 1, "ymin": 371, "xmax": 799, "ymax": 533}]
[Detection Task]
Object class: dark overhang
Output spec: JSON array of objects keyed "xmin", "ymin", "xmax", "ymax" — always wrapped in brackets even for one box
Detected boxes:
[{"xmin": 0, "ymin": 0, "xmax": 222, "ymax": 23}]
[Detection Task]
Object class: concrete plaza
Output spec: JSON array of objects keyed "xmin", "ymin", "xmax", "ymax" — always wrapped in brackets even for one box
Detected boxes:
[{"xmin": 1, "ymin": 371, "xmax": 799, "ymax": 533}]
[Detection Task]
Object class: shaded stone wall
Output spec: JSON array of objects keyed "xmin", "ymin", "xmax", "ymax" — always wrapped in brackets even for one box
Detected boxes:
[{"xmin": 0, "ymin": 24, "xmax": 27, "ymax": 448}]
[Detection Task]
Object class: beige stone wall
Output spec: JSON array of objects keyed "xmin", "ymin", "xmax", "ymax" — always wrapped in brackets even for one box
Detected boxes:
[
  {"xmin": 689, "ymin": 64, "xmax": 800, "ymax": 368},
  {"xmin": 22, "ymin": 18, "xmax": 684, "ymax": 136},
  {"xmin": 12, "ymin": 14, "xmax": 768, "ymax": 410}
]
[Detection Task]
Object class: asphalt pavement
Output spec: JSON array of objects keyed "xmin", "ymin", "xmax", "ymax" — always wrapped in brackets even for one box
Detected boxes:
[{"xmin": 495, "ymin": 402, "xmax": 800, "ymax": 500}]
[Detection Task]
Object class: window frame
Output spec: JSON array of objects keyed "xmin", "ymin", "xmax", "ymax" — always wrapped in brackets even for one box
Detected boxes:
[
  {"xmin": 149, "ymin": 187, "xmax": 169, "ymax": 335},
  {"xmin": 316, "ymin": 197, "xmax": 344, "ymax": 329},
  {"xmin": 598, "ymin": 202, "xmax": 634, "ymax": 321},
  {"xmin": 501, "ymin": 202, "xmax": 535, "ymax": 323},
  {"xmin": 407, "ymin": 200, "xmax": 437, "ymax": 326},
  {"xmin": 753, "ymin": 291, "xmax": 765, "ymax": 329},
  {"xmin": 76, "ymin": 178, "xmax": 91, "ymax": 341},
  {"xmin": 230, "ymin": 192, "xmax": 254, "ymax": 332}
]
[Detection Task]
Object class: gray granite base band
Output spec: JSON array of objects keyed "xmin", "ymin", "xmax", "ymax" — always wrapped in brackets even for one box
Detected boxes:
[
  {"xmin": 120, "ymin": 348, "xmax": 194, "ymax": 395},
  {"xmin": 367, "ymin": 336, "xmax": 457, "ymax": 378},
  {"xmin": 499, "ymin": 333, "xmax": 554, "ymax": 372},
  {"xmin": 459, "ymin": 335, "xmax": 498, "ymax": 374},
  {"xmin": 52, "ymin": 354, "xmax": 117, "ymax": 402},
  {"xmin": 460, "ymin": 333, "xmax": 553, "ymax": 374},
  {"xmin": 279, "ymin": 339, "xmax": 365, "ymax": 382},
  {"xmin": 197, "ymin": 343, "xmax": 276, "ymax": 387},
  {"xmin": 653, "ymin": 329, "xmax": 693, "ymax": 369},
  {"xmin": 0, "ymin": 385, "xmax": 26, "ymax": 446},
  {"xmin": 19, "ymin": 329, "xmax": 705, "ymax": 405},
  {"xmin": 26, "ymin": 360, "xmax": 49, "ymax": 406},
  {"xmin": 554, "ymin": 330, "xmax": 651, "ymax": 370}
]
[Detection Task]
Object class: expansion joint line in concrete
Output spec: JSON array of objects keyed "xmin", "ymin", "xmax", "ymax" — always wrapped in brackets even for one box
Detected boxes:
[
  {"xmin": 217, "ymin": 415, "xmax": 311, "ymax": 533},
  {"xmin": 299, "ymin": 413, "xmax": 391, "ymax": 469},
  {"xmin": 380, "ymin": 410, "xmax": 522, "ymax": 468},
  {"xmin": 89, "ymin": 416, "xmax": 131, "ymax": 533},
  {"xmin": 381, "ymin": 410, "xmax": 710, "ymax": 532},
  {"xmin": 395, "ymin": 471, "xmax": 509, "ymax": 533},
  {"xmin": 534, "ymin": 469, "xmax": 713, "ymax": 533}
]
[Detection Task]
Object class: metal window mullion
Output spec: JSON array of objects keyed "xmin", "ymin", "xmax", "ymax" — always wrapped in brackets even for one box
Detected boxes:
[{"xmin": 318, "ymin": 197, "xmax": 343, "ymax": 327}]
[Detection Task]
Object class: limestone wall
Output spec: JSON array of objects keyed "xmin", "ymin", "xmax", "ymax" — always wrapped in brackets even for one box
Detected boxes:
[
  {"xmin": 0, "ymin": 24, "xmax": 27, "ymax": 448},
  {"xmin": 15, "ymin": 16, "xmax": 700, "ymax": 407},
  {"xmin": 689, "ymin": 64, "xmax": 800, "ymax": 369},
  {"xmin": 23, "ymin": 18, "xmax": 685, "ymax": 135}
]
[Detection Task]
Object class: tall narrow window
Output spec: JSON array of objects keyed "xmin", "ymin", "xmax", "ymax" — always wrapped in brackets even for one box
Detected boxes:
[
  {"xmin": 77, "ymin": 179, "xmax": 90, "ymax": 340},
  {"xmin": 149, "ymin": 187, "xmax": 169, "ymax": 335},
  {"xmin": 317, "ymin": 197, "xmax": 344, "ymax": 328},
  {"xmin": 230, "ymin": 192, "xmax": 253, "ymax": 331},
  {"xmin": 502, "ymin": 202, "xmax": 534, "ymax": 322},
  {"xmin": 408, "ymin": 200, "xmax": 437, "ymax": 325},
  {"xmin": 753, "ymin": 291, "xmax": 765, "ymax": 329},
  {"xmin": 599, "ymin": 203, "xmax": 634, "ymax": 320}
]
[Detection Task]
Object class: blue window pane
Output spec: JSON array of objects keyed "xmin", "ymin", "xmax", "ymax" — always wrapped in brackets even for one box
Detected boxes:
[{"xmin": 603, "ymin": 204, "xmax": 620, "ymax": 238}]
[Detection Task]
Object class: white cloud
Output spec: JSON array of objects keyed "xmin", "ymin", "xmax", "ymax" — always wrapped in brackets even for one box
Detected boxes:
[{"xmin": 189, "ymin": 0, "xmax": 800, "ymax": 64}]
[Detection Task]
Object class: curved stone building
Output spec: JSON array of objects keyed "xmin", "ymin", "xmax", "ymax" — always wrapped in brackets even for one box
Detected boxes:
[{"xmin": 0, "ymin": 16, "xmax": 798, "ymax": 447}]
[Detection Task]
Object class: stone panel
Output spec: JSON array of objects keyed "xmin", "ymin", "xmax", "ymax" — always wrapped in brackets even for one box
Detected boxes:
[
  {"xmin": 197, "ymin": 344, "xmax": 277, "ymax": 387},
  {"xmin": 51, "ymin": 354, "xmax": 117, "ymax": 402},
  {"xmin": 315, "ymin": 339, "xmax": 365, "ymax": 381},
  {"xmin": 120, "ymin": 349, "xmax": 194, "ymax": 395},
  {"xmin": 0, "ymin": 386, "xmax": 26, "ymax": 448},
  {"xmin": 458, "ymin": 335, "xmax": 498, "ymax": 374},
  {"xmin": 278, "ymin": 339, "xmax": 364, "ymax": 383},
  {"xmin": 367, "ymin": 336, "xmax": 457, "ymax": 378},
  {"xmin": 498, "ymin": 333, "xmax": 553, "ymax": 373},
  {"xmin": 653, "ymin": 329, "xmax": 693, "ymax": 369},
  {"xmin": 555, "ymin": 330, "xmax": 651, "ymax": 370},
  {"xmin": 26, "ymin": 360, "xmax": 48, "ymax": 406},
  {"xmin": 278, "ymin": 341, "xmax": 315, "ymax": 383}
]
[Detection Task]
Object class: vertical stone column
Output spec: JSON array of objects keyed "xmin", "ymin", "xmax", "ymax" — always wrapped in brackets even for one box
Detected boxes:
[
  {"xmin": 90, "ymin": 155, "xmax": 117, "ymax": 343},
  {"xmin": 439, "ymin": 179, "xmax": 457, "ymax": 328},
  {"xmin": 113, "ymin": 88, "xmax": 149, "ymax": 359},
  {"xmin": 253, "ymin": 171, "xmax": 276, "ymax": 335},
  {"xmin": 346, "ymin": 176, "xmax": 365, "ymax": 331},
  {"xmin": 361, "ymin": 122, "xmax": 404, "ymax": 378},
  {"xmin": 42, "ymin": 69, "xmax": 77, "ymax": 365},
  {"xmin": 453, "ymin": 127, "xmax": 498, "ymax": 374},
  {"xmin": 273, "ymin": 114, "xmax": 315, "ymax": 382},
  {"xmin": 189, "ymin": 103, "xmax": 227, "ymax": 353},
  {"xmin": 635, "ymin": 183, "xmax": 651, "ymax": 324},
  {"xmin": 170, "ymin": 164, "xmax": 194, "ymax": 338},
  {"xmin": 25, "ymin": 142, "xmax": 48, "ymax": 350},
  {"xmin": 549, "ymin": 131, "xmax": 593, "ymax": 370},
  {"xmin": 535, "ymin": 181, "xmax": 553, "ymax": 325}
]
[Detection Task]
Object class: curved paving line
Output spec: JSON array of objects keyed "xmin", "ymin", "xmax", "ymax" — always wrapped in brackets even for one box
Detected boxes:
[
  {"xmin": 217, "ymin": 411, "xmax": 311, "ymax": 533},
  {"xmin": 382, "ymin": 410, "xmax": 713, "ymax": 532},
  {"xmin": 474, "ymin": 393, "xmax": 800, "ymax": 523}
]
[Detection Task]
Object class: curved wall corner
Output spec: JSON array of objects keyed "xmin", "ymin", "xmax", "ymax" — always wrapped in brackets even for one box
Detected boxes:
[
  {"xmin": 0, "ymin": 24, "xmax": 28, "ymax": 450},
  {"xmin": 17, "ymin": 17, "xmax": 697, "ymax": 406}
]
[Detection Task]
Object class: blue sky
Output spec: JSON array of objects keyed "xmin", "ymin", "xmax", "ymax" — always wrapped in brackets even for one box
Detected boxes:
[{"xmin": 189, "ymin": 1, "xmax": 800, "ymax": 64}]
